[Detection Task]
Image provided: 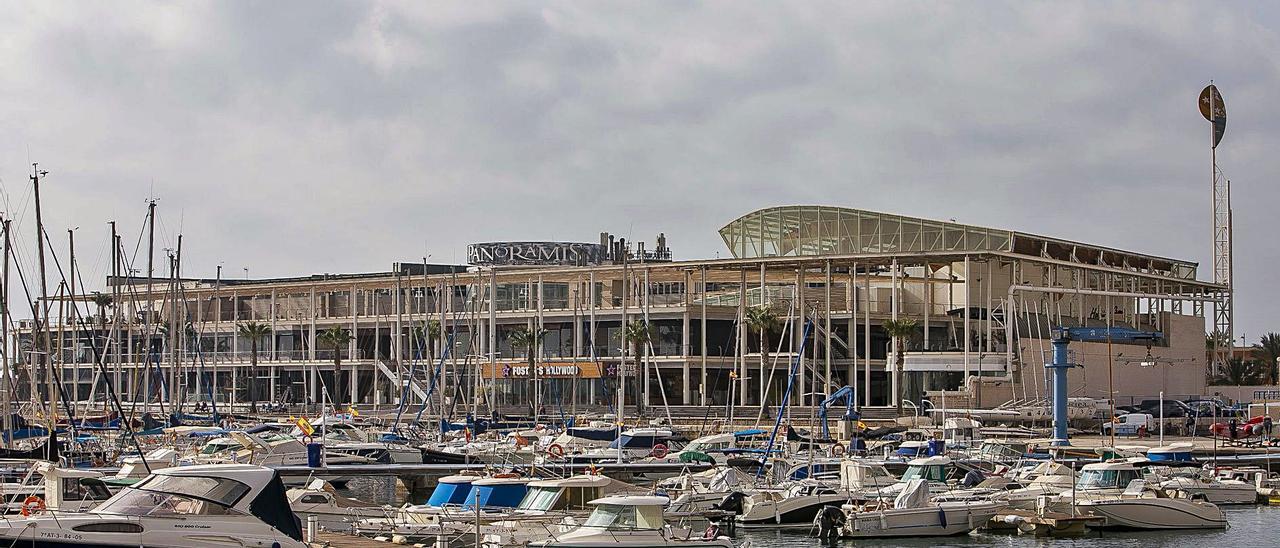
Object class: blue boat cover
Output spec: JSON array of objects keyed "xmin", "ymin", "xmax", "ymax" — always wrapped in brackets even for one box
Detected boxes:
[
  {"xmin": 427, "ymin": 479, "xmax": 475, "ymax": 507},
  {"xmin": 463, "ymin": 484, "xmax": 528, "ymax": 509}
]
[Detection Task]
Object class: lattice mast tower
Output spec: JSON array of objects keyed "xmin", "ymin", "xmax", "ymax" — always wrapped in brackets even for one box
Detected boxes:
[{"xmin": 1200, "ymin": 83, "xmax": 1231, "ymax": 368}]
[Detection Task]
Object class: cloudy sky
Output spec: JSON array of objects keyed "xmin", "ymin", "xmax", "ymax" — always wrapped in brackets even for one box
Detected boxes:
[{"xmin": 0, "ymin": 2, "xmax": 1275, "ymax": 340}]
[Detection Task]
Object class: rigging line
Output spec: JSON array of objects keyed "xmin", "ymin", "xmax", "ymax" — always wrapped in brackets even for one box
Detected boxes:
[{"xmin": 67, "ymin": 238, "xmax": 152, "ymax": 473}]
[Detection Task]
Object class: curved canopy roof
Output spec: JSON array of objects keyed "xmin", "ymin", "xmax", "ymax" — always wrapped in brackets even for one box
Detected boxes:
[{"xmin": 719, "ymin": 206, "xmax": 1196, "ymax": 280}]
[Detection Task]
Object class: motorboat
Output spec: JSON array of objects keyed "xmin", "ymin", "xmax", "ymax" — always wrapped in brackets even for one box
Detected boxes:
[
  {"xmin": 288, "ymin": 478, "xmax": 390, "ymax": 532},
  {"xmin": 306, "ymin": 420, "xmax": 423, "ymax": 464},
  {"xmin": 815, "ymin": 479, "xmax": 1002, "ymax": 539},
  {"xmin": 1, "ymin": 462, "xmax": 113, "ymax": 514},
  {"xmin": 662, "ymin": 467, "xmax": 755, "ymax": 517},
  {"xmin": 529, "ymin": 495, "xmax": 733, "ymax": 548},
  {"xmin": 1156, "ymin": 468, "xmax": 1256, "ymax": 505},
  {"xmin": 568, "ymin": 428, "xmax": 685, "ymax": 463},
  {"xmin": 103, "ymin": 448, "xmax": 180, "ymax": 489},
  {"xmin": 836, "ymin": 459, "xmax": 897, "ymax": 499},
  {"xmin": 1075, "ymin": 479, "xmax": 1227, "ymax": 530},
  {"xmin": 716, "ymin": 479, "xmax": 849, "ymax": 528},
  {"xmin": 0, "ymin": 463, "xmax": 307, "ymax": 547}
]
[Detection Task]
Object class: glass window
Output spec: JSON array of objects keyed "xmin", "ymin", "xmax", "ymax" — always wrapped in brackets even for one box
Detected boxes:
[
  {"xmin": 519, "ymin": 487, "xmax": 561, "ymax": 511},
  {"xmin": 95, "ymin": 489, "xmax": 236, "ymax": 517},
  {"xmin": 132, "ymin": 475, "xmax": 251, "ymax": 507},
  {"xmin": 584, "ymin": 504, "xmax": 637, "ymax": 529}
]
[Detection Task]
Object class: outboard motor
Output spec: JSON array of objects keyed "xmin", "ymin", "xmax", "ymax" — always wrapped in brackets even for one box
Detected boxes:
[
  {"xmin": 712, "ymin": 491, "xmax": 746, "ymax": 515},
  {"xmin": 961, "ymin": 469, "xmax": 986, "ymax": 488},
  {"xmin": 814, "ymin": 505, "xmax": 846, "ymax": 540}
]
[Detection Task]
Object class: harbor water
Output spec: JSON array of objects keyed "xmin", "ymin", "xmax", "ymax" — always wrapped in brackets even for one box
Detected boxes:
[
  {"xmin": 341, "ymin": 475, "xmax": 1278, "ymax": 547},
  {"xmin": 741, "ymin": 506, "xmax": 1275, "ymax": 546}
]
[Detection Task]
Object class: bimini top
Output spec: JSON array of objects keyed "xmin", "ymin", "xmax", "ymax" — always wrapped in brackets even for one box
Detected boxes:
[{"xmin": 719, "ymin": 206, "xmax": 1196, "ymax": 280}]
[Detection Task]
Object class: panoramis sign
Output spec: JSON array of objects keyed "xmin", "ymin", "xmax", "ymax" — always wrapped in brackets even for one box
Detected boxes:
[
  {"xmin": 467, "ymin": 242, "xmax": 607, "ymax": 267},
  {"xmin": 482, "ymin": 361, "xmax": 603, "ymax": 379}
]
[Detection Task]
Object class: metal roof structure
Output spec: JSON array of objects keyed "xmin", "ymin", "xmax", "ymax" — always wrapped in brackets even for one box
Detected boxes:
[{"xmin": 719, "ymin": 206, "xmax": 1198, "ymax": 281}]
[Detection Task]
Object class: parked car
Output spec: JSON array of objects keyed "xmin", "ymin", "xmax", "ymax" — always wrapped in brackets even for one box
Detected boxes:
[{"xmin": 1102, "ymin": 413, "xmax": 1154, "ymax": 436}]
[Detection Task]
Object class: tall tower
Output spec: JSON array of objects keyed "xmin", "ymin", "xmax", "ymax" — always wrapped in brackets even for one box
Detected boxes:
[{"xmin": 1199, "ymin": 84, "xmax": 1231, "ymax": 366}]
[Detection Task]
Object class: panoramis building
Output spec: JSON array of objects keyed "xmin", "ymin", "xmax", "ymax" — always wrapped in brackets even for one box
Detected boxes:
[{"xmin": 13, "ymin": 206, "xmax": 1224, "ymax": 415}]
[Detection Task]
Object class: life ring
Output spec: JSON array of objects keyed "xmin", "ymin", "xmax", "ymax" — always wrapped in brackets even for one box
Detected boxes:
[
  {"xmin": 20, "ymin": 496, "xmax": 45, "ymax": 517},
  {"xmin": 547, "ymin": 444, "xmax": 566, "ymax": 458},
  {"xmin": 650, "ymin": 444, "xmax": 669, "ymax": 459},
  {"xmin": 830, "ymin": 444, "xmax": 846, "ymax": 457},
  {"xmin": 301, "ymin": 435, "xmax": 313, "ymax": 445}
]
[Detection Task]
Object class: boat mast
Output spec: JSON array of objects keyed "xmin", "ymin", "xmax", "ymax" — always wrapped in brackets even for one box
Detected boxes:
[
  {"xmin": 144, "ymin": 198, "xmax": 156, "ymax": 409},
  {"xmin": 0, "ymin": 217, "xmax": 9, "ymax": 447},
  {"xmin": 31, "ymin": 163, "xmax": 57, "ymax": 439}
]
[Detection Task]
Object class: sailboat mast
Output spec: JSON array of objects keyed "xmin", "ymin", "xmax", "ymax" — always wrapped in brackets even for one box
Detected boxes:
[
  {"xmin": 31, "ymin": 163, "xmax": 56, "ymax": 434},
  {"xmin": 0, "ymin": 217, "xmax": 9, "ymax": 447},
  {"xmin": 144, "ymin": 199, "xmax": 156, "ymax": 408}
]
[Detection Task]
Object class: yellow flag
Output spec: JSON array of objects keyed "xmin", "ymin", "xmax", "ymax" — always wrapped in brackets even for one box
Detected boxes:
[
  {"xmin": 350, "ymin": 406, "xmax": 359, "ymax": 417},
  {"xmin": 297, "ymin": 417, "xmax": 315, "ymax": 436},
  {"xmin": 856, "ymin": 421, "xmax": 868, "ymax": 430}
]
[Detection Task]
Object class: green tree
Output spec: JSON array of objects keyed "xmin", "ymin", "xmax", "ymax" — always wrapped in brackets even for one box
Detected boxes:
[
  {"xmin": 745, "ymin": 305, "xmax": 781, "ymax": 405},
  {"xmin": 317, "ymin": 327, "xmax": 353, "ymax": 405},
  {"xmin": 1213, "ymin": 357, "xmax": 1263, "ymax": 386},
  {"xmin": 622, "ymin": 320, "xmax": 653, "ymax": 412},
  {"xmin": 507, "ymin": 327, "xmax": 547, "ymax": 414},
  {"xmin": 1253, "ymin": 333, "xmax": 1280, "ymax": 385},
  {"xmin": 91, "ymin": 292, "xmax": 114, "ymax": 330},
  {"xmin": 236, "ymin": 322, "xmax": 271, "ymax": 413},
  {"xmin": 882, "ymin": 318, "xmax": 919, "ymax": 415}
]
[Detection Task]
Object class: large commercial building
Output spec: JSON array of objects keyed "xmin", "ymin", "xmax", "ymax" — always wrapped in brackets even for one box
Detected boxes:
[{"xmin": 16, "ymin": 206, "xmax": 1225, "ymax": 414}]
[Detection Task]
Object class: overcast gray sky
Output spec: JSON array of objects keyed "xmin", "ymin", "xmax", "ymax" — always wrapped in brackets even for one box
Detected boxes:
[{"xmin": 0, "ymin": 2, "xmax": 1275, "ymax": 340}]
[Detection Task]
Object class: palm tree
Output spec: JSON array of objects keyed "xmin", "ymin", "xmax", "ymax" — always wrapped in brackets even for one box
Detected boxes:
[
  {"xmin": 317, "ymin": 327, "xmax": 353, "ymax": 406},
  {"xmin": 622, "ymin": 320, "xmax": 652, "ymax": 413},
  {"xmin": 882, "ymin": 318, "xmax": 918, "ymax": 415},
  {"xmin": 421, "ymin": 319, "xmax": 442, "ymax": 362},
  {"xmin": 745, "ymin": 305, "xmax": 781, "ymax": 405},
  {"xmin": 1214, "ymin": 357, "xmax": 1263, "ymax": 386},
  {"xmin": 236, "ymin": 322, "xmax": 271, "ymax": 413},
  {"xmin": 1253, "ymin": 333, "xmax": 1280, "ymax": 385},
  {"xmin": 91, "ymin": 292, "xmax": 114, "ymax": 330},
  {"xmin": 507, "ymin": 327, "xmax": 547, "ymax": 414}
]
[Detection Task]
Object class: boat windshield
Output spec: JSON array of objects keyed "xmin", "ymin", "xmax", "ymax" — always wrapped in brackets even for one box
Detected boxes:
[
  {"xmin": 95, "ymin": 475, "xmax": 250, "ymax": 517},
  {"xmin": 901, "ymin": 465, "xmax": 945, "ymax": 482},
  {"xmin": 200, "ymin": 442, "xmax": 240, "ymax": 455},
  {"xmin": 518, "ymin": 487, "xmax": 562, "ymax": 511},
  {"xmin": 584, "ymin": 504, "xmax": 638, "ymax": 529},
  {"xmin": 609, "ymin": 435, "xmax": 655, "ymax": 449},
  {"xmin": 1077, "ymin": 469, "xmax": 1143, "ymax": 490}
]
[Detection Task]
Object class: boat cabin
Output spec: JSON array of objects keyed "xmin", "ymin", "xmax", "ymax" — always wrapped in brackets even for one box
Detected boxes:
[
  {"xmin": 517, "ymin": 475, "xmax": 634, "ymax": 513},
  {"xmin": 901, "ymin": 456, "xmax": 952, "ymax": 483},
  {"xmin": 1076, "ymin": 461, "xmax": 1146, "ymax": 491},
  {"xmin": 582, "ymin": 495, "xmax": 669, "ymax": 530}
]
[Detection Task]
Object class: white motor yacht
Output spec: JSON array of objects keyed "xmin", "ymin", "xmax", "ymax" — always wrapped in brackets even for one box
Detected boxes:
[
  {"xmin": 1075, "ymin": 479, "xmax": 1227, "ymax": 530},
  {"xmin": 530, "ymin": 495, "xmax": 733, "ymax": 548},
  {"xmin": 288, "ymin": 478, "xmax": 391, "ymax": 532},
  {"xmin": 0, "ymin": 463, "xmax": 307, "ymax": 547},
  {"xmin": 718, "ymin": 479, "xmax": 849, "ymax": 528},
  {"xmin": 1157, "ymin": 467, "xmax": 1256, "ymax": 505},
  {"xmin": 817, "ymin": 479, "xmax": 1002, "ymax": 539}
]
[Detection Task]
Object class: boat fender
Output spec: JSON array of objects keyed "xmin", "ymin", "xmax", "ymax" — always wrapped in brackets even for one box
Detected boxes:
[
  {"xmin": 938, "ymin": 507, "xmax": 947, "ymax": 528},
  {"xmin": 547, "ymin": 443, "xmax": 566, "ymax": 458},
  {"xmin": 651, "ymin": 444, "xmax": 669, "ymax": 459},
  {"xmin": 830, "ymin": 444, "xmax": 846, "ymax": 457},
  {"xmin": 20, "ymin": 496, "xmax": 45, "ymax": 517},
  {"xmin": 702, "ymin": 522, "xmax": 720, "ymax": 540}
]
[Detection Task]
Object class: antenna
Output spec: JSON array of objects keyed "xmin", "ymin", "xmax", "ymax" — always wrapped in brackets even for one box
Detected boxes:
[{"xmin": 1199, "ymin": 83, "xmax": 1232, "ymax": 372}]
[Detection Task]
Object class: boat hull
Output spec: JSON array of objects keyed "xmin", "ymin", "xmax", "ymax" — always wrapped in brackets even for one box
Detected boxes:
[
  {"xmin": 842, "ymin": 502, "xmax": 1002, "ymax": 538},
  {"xmin": 1078, "ymin": 499, "xmax": 1227, "ymax": 530}
]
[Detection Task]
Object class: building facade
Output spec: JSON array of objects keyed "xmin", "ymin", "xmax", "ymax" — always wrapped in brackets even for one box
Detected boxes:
[{"xmin": 14, "ymin": 206, "xmax": 1225, "ymax": 415}]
